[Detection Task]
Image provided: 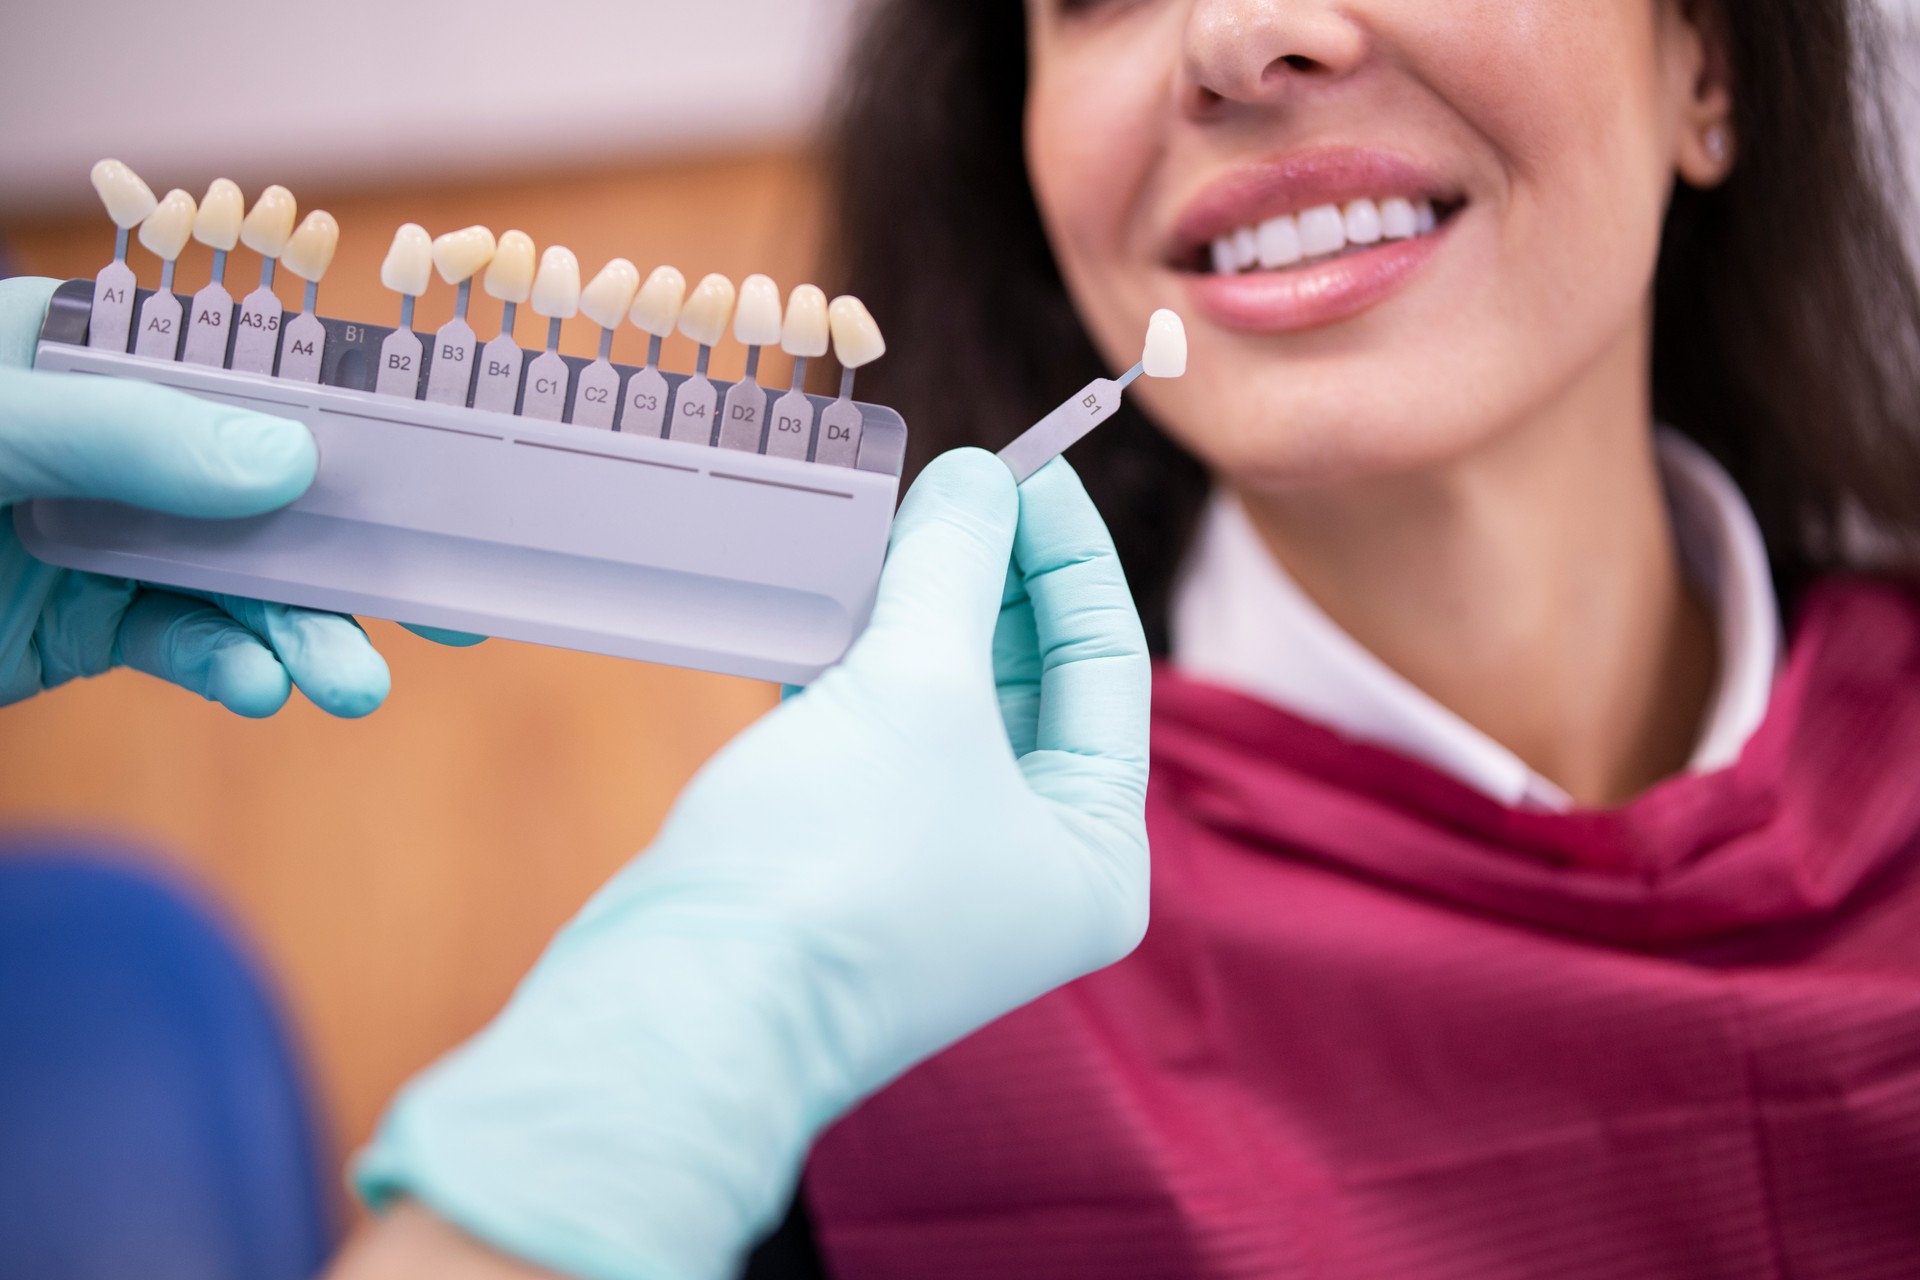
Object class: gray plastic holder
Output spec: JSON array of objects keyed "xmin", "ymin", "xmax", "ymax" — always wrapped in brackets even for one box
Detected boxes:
[{"xmin": 16, "ymin": 279, "xmax": 908, "ymax": 686}]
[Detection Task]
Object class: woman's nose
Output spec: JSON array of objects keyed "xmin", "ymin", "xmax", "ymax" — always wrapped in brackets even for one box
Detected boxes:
[{"xmin": 1180, "ymin": 0, "xmax": 1369, "ymax": 115}]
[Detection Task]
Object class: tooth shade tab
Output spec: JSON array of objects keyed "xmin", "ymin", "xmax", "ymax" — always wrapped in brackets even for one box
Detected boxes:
[
  {"xmin": 431, "ymin": 225, "xmax": 496, "ymax": 285},
  {"xmin": 531, "ymin": 246, "xmax": 582, "ymax": 318},
  {"xmin": 630, "ymin": 265, "xmax": 687, "ymax": 337},
  {"xmin": 1296, "ymin": 204, "xmax": 1345, "ymax": 258},
  {"xmin": 192, "ymin": 178, "xmax": 244, "ymax": 251},
  {"xmin": 281, "ymin": 211, "xmax": 339, "ymax": 282},
  {"xmin": 781, "ymin": 284, "xmax": 829, "ymax": 358},
  {"xmin": 1379, "ymin": 197, "xmax": 1417, "ymax": 240},
  {"xmin": 381, "ymin": 223, "xmax": 433, "ymax": 296},
  {"xmin": 734, "ymin": 273, "xmax": 783, "ymax": 347},
  {"xmin": 1142, "ymin": 309, "xmax": 1187, "ymax": 379},
  {"xmin": 581, "ymin": 258, "xmax": 642, "ymax": 329},
  {"xmin": 91, "ymin": 159, "xmax": 157, "ymax": 228},
  {"xmin": 485, "ymin": 230, "xmax": 536, "ymax": 303},
  {"xmin": 138, "ymin": 188, "xmax": 197, "ymax": 260},
  {"xmin": 828, "ymin": 295, "xmax": 886, "ymax": 369},
  {"xmin": 241, "ymin": 185, "xmax": 297, "ymax": 256},
  {"xmin": 1257, "ymin": 214, "xmax": 1302, "ymax": 269},
  {"xmin": 678, "ymin": 273, "xmax": 736, "ymax": 347}
]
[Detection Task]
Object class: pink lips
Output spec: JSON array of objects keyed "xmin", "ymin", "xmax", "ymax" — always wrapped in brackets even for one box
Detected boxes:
[{"xmin": 1168, "ymin": 146, "xmax": 1459, "ymax": 335}]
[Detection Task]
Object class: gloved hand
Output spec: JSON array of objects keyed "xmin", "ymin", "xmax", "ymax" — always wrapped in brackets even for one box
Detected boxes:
[
  {"xmin": 355, "ymin": 449, "xmax": 1152, "ymax": 1280},
  {"xmin": 2, "ymin": 274, "xmax": 411, "ymax": 716}
]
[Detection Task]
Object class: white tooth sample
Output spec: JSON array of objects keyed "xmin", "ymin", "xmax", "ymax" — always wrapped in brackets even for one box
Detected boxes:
[
  {"xmin": 1142, "ymin": 309, "xmax": 1187, "ymax": 379},
  {"xmin": 781, "ymin": 284, "xmax": 829, "ymax": 357},
  {"xmin": 1210, "ymin": 237, "xmax": 1236, "ymax": 275},
  {"xmin": 630, "ymin": 265, "xmax": 687, "ymax": 337},
  {"xmin": 678, "ymin": 273, "xmax": 737, "ymax": 347},
  {"xmin": 138, "ymin": 189, "xmax": 197, "ymax": 260},
  {"xmin": 240, "ymin": 185, "xmax": 297, "ymax": 256},
  {"xmin": 91, "ymin": 159, "xmax": 158, "ymax": 228},
  {"xmin": 1257, "ymin": 214, "xmax": 1302, "ymax": 268},
  {"xmin": 1414, "ymin": 199, "xmax": 1437, "ymax": 235},
  {"xmin": 380, "ymin": 223, "xmax": 433, "ymax": 296},
  {"xmin": 281, "ymin": 211, "xmax": 339, "ymax": 282},
  {"xmin": 431, "ymin": 225, "xmax": 497, "ymax": 285},
  {"xmin": 531, "ymin": 246, "xmax": 582, "ymax": 318},
  {"xmin": 1232, "ymin": 227, "xmax": 1259, "ymax": 270},
  {"xmin": 1297, "ymin": 204, "xmax": 1346, "ymax": 258},
  {"xmin": 192, "ymin": 178, "xmax": 244, "ymax": 251},
  {"xmin": 1342, "ymin": 198, "xmax": 1382, "ymax": 246},
  {"xmin": 734, "ymin": 273, "xmax": 783, "ymax": 347},
  {"xmin": 828, "ymin": 295, "xmax": 886, "ymax": 369},
  {"xmin": 485, "ymin": 230, "xmax": 536, "ymax": 302},
  {"xmin": 580, "ymin": 258, "xmax": 642, "ymax": 330},
  {"xmin": 1379, "ymin": 197, "xmax": 1416, "ymax": 240}
]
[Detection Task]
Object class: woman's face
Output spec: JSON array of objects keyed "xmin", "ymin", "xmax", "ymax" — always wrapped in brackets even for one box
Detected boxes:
[{"xmin": 1023, "ymin": 0, "xmax": 1730, "ymax": 488}]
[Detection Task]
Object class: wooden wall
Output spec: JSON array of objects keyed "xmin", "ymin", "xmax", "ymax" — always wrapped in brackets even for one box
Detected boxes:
[{"xmin": 0, "ymin": 149, "xmax": 821, "ymax": 1186}]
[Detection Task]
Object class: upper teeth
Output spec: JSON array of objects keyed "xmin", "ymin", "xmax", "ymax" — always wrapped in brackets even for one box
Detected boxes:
[{"xmin": 1210, "ymin": 197, "xmax": 1437, "ymax": 274}]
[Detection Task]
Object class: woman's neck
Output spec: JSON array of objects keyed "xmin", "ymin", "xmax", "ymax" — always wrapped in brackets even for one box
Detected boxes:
[{"xmin": 1232, "ymin": 326, "xmax": 1718, "ymax": 808}]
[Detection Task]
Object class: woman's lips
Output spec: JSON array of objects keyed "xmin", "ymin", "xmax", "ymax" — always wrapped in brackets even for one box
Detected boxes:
[{"xmin": 1182, "ymin": 220, "xmax": 1447, "ymax": 334}]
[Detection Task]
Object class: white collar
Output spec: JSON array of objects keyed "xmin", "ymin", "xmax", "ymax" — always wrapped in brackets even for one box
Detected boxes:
[{"xmin": 1168, "ymin": 431, "xmax": 1780, "ymax": 812}]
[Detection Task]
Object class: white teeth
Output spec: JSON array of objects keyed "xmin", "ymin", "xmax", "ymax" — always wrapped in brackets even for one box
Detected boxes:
[
  {"xmin": 630, "ymin": 265, "xmax": 687, "ymax": 337},
  {"xmin": 240, "ymin": 185, "xmax": 296, "ymax": 257},
  {"xmin": 192, "ymin": 178, "xmax": 244, "ymax": 251},
  {"xmin": 531, "ymin": 246, "xmax": 582, "ymax": 318},
  {"xmin": 580, "ymin": 257, "xmax": 641, "ymax": 329},
  {"xmin": 431, "ymin": 225, "xmax": 497, "ymax": 285},
  {"xmin": 1296, "ymin": 204, "xmax": 1346, "ymax": 258},
  {"xmin": 484, "ymin": 230, "xmax": 536, "ymax": 303},
  {"xmin": 138, "ymin": 188, "xmax": 197, "ymax": 260},
  {"xmin": 678, "ymin": 273, "xmax": 736, "ymax": 347},
  {"xmin": 1210, "ymin": 195, "xmax": 1445, "ymax": 275},
  {"xmin": 281, "ymin": 211, "xmax": 338, "ymax": 282},
  {"xmin": 1142, "ymin": 309, "xmax": 1187, "ymax": 379},
  {"xmin": 91, "ymin": 159, "xmax": 157, "ymax": 228},
  {"xmin": 733, "ymin": 273, "xmax": 783, "ymax": 347},
  {"xmin": 828, "ymin": 295, "xmax": 885, "ymax": 370},
  {"xmin": 781, "ymin": 284, "xmax": 829, "ymax": 358},
  {"xmin": 1232, "ymin": 227, "xmax": 1258, "ymax": 271},
  {"xmin": 1379, "ymin": 196, "xmax": 1416, "ymax": 240},
  {"xmin": 1257, "ymin": 214, "xmax": 1302, "ymax": 268},
  {"xmin": 380, "ymin": 223, "xmax": 433, "ymax": 296},
  {"xmin": 1342, "ymin": 198, "xmax": 1382, "ymax": 246}
]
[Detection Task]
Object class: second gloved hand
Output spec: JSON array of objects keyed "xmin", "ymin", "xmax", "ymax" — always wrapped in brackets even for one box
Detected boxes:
[{"xmin": 356, "ymin": 449, "xmax": 1152, "ymax": 1280}]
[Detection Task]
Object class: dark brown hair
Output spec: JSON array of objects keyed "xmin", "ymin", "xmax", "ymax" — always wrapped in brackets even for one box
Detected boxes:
[{"xmin": 826, "ymin": 0, "xmax": 1920, "ymax": 652}]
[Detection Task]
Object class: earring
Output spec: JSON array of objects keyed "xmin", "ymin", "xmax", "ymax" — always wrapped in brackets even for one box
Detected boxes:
[{"xmin": 1704, "ymin": 124, "xmax": 1730, "ymax": 165}]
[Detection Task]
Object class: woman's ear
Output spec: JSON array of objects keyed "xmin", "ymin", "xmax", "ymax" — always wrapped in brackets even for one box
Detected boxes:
[{"xmin": 1670, "ymin": 0, "xmax": 1735, "ymax": 187}]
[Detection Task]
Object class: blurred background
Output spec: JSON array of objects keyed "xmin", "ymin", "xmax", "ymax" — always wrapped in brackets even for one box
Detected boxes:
[{"xmin": 0, "ymin": 0, "xmax": 864, "ymax": 1238}]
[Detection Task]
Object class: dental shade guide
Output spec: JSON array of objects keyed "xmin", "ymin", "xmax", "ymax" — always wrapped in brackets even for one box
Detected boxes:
[
  {"xmin": 719, "ymin": 274, "xmax": 781, "ymax": 452},
  {"xmin": 87, "ymin": 160, "xmax": 156, "ymax": 353},
  {"xmin": 820, "ymin": 296, "xmax": 883, "ymax": 467},
  {"xmin": 182, "ymin": 179, "xmax": 244, "ymax": 366},
  {"xmin": 997, "ymin": 309, "xmax": 1188, "ymax": 484},
  {"xmin": 232, "ymin": 186, "xmax": 297, "ymax": 375},
  {"xmin": 19, "ymin": 164, "xmax": 913, "ymax": 685}
]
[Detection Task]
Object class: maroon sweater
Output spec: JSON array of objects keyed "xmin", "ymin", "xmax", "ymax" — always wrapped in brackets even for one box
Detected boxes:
[{"xmin": 806, "ymin": 579, "xmax": 1920, "ymax": 1279}]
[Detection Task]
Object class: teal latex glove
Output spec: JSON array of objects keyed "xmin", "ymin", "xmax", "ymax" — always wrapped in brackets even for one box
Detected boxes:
[
  {"xmin": 357, "ymin": 449, "xmax": 1152, "ymax": 1280},
  {"xmin": 1, "ymin": 275, "xmax": 416, "ymax": 716}
]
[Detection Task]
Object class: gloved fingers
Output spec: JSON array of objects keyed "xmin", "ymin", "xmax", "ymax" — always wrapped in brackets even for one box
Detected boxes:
[
  {"xmin": 194, "ymin": 592, "xmax": 392, "ymax": 718},
  {"xmin": 1011, "ymin": 458, "xmax": 1152, "ymax": 777},
  {"xmin": 402, "ymin": 623, "xmax": 487, "ymax": 647},
  {"xmin": 0, "ymin": 365, "xmax": 316, "ymax": 515},
  {"xmin": 856, "ymin": 448, "xmax": 1018, "ymax": 666},
  {"xmin": 0, "ymin": 278, "xmax": 60, "ymax": 370},
  {"xmin": 993, "ymin": 562, "xmax": 1042, "ymax": 756},
  {"xmin": 113, "ymin": 589, "xmax": 294, "ymax": 718}
]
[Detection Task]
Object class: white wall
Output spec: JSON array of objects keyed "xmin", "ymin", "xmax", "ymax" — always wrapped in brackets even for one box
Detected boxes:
[{"xmin": 0, "ymin": 0, "xmax": 863, "ymax": 214}]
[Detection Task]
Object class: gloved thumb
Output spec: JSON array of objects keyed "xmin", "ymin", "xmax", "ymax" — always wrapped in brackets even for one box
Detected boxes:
[
  {"xmin": 857, "ymin": 447, "xmax": 1018, "ymax": 657},
  {"xmin": 0, "ymin": 365, "xmax": 316, "ymax": 516}
]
